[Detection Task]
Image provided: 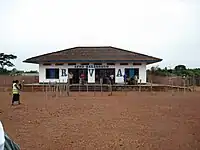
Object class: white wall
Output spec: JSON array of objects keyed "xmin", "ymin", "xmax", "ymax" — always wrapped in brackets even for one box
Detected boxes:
[
  {"xmin": 39, "ymin": 63, "xmax": 147, "ymax": 83},
  {"xmin": 114, "ymin": 63, "xmax": 146, "ymax": 83},
  {"xmin": 39, "ymin": 64, "xmax": 68, "ymax": 83}
]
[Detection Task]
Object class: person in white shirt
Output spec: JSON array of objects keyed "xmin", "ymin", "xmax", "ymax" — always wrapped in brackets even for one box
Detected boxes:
[
  {"xmin": 68, "ymin": 72, "xmax": 73, "ymax": 84},
  {"xmin": 0, "ymin": 121, "xmax": 20, "ymax": 150},
  {"xmin": 0, "ymin": 121, "xmax": 5, "ymax": 150},
  {"xmin": 110, "ymin": 74, "xmax": 114, "ymax": 84}
]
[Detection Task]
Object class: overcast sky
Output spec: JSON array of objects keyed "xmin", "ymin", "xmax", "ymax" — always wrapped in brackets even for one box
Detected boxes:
[{"xmin": 0, "ymin": 0, "xmax": 199, "ymax": 71}]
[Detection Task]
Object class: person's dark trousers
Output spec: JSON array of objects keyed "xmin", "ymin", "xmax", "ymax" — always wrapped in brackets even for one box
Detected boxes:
[
  {"xmin": 12, "ymin": 94, "xmax": 20, "ymax": 105},
  {"xmin": 4, "ymin": 132, "xmax": 20, "ymax": 150},
  {"xmin": 111, "ymin": 79, "xmax": 114, "ymax": 85},
  {"xmin": 69, "ymin": 79, "xmax": 72, "ymax": 84}
]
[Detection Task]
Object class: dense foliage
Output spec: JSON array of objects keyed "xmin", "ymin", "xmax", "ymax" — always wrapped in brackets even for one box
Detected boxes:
[
  {"xmin": 0, "ymin": 53, "xmax": 38, "ymax": 75},
  {"xmin": 147, "ymin": 65, "xmax": 200, "ymax": 77},
  {"xmin": 0, "ymin": 53, "xmax": 17, "ymax": 69}
]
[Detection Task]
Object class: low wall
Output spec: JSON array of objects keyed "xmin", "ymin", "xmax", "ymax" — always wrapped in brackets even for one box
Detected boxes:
[
  {"xmin": 0, "ymin": 84, "xmax": 191, "ymax": 92},
  {"xmin": 147, "ymin": 75, "xmax": 200, "ymax": 86},
  {"xmin": 0, "ymin": 75, "xmax": 39, "ymax": 86}
]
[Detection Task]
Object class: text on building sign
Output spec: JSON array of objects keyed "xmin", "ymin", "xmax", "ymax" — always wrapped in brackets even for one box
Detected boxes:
[{"xmin": 74, "ymin": 65, "xmax": 109, "ymax": 68}]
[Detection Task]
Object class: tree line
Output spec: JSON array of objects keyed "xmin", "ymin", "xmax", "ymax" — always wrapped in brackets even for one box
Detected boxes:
[
  {"xmin": 1, "ymin": 52, "xmax": 200, "ymax": 77},
  {"xmin": 147, "ymin": 65, "xmax": 200, "ymax": 77},
  {"xmin": 0, "ymin": 53, "xmax": 38, "ymax": 75}
]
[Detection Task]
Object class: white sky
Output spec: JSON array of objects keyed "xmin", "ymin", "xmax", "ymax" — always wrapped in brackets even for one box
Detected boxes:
[{"xmin": 0, "ymin": 0, "xmax": 200, "ymax": 71}]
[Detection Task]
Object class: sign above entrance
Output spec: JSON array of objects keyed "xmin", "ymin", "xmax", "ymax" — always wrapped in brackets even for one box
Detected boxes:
[{"xmin": 74, "ymin": 65, "xmax": 109, "ymax": 69}]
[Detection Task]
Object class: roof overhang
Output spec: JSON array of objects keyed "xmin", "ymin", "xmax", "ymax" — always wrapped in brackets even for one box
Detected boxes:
[{"xmin": 23, "ymin": 59, "xmax": 162, "ymax": 65}]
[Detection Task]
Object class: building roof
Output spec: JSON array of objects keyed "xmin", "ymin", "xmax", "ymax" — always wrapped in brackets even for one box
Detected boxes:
[{"xmin": 23, "ymin": 46, "xmax": 162, "ymax": 64}]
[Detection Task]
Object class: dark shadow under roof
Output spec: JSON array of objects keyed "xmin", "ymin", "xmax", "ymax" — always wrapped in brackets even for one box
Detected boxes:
[{"xmin": 23, "ymin": 46, "xmax": 162, "ymax": 64}]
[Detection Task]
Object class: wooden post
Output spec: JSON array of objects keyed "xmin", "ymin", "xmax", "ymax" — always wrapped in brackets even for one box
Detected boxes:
[
  {"xmin": 79, "ymin": 81, "xmax": 81, "ymax": 96},
  {"xmin": 109, "ymin": 82, "xmax": 112, "ymax": 96},
  {"xmin": 150, "ymin": 80, "xmax": 153, "ymax": 92},
  {"xmin": 55, "ymin": 82, "xmax": 57, "ymax": 99},
  {"xmin": 45, "ymin": 82, "xmax": 47, "ymax": 100},
  {"xmin": 124, "ymin": 84, "xmax": 127, "ymax": 96},
  {"xmin": 100, "ymin": 79, "xmax": 103, "ymax": 96},
  {"xmin": 43, "ymin": 81, "xmax": 45, "ymax": 92},
  {"xmin": 31, "ymin": 84, "xmax": 33, "ymax": 92},
  {"xmin": 87, "ymin": 83, "xmax": 88, "ymax": 93},
  {"xmin": 58, "ymin": 80, "xmax": 61, "ymax": 96},
  {"xmin": 139, "ymin": 79, "xmax": 141, "ymax": 92},
  {"xmin": 193, "ymin": 75, "xmax": 195, "ymax": 92},
  {"xmin": 171, "ymin": 80, "xmax": 174, "ymax": 96},
  {"xmin": 184, "ymin": 78, "xmax": 186, "ymax": 94},
  {"xmin": 48, "ymin": 81, "xmax": 51, "ymax": 96},
  {"xmin": 66, "ymin": 78, "xmax": 69, "ymax": 96},
  {"xmin": 94, "ymin": 84, "xmax": 96, "ymax": 96}
]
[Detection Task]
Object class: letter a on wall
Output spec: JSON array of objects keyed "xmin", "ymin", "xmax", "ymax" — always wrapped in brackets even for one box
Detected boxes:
[
  {"xmin": 88, "ymin": 69, "xmax": 94, "ymax": 77},
  {"xmin": 117, "ymin": 69, "xmax": 122, "ymax": 77}
]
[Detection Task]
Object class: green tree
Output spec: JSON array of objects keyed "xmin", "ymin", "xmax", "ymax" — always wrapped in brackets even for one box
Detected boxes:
[
  {"xmin": 174, "ymin": 65, "xmax": 186, "ymax": 71},
  {"xmin": 0, "ymin": 53, "xmax": 17, "ymax": 69}
]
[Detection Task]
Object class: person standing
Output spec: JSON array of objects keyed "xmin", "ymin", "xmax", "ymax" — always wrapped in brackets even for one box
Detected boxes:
[
  {"xmin": 12, "ymin": 80, "xmax": 21, "ymax": 105},
  {"xmin": 0, "ymin": 121, "xmax": 20, "ymax": 150},
  {"xmin": 134, "ymin": 75, "xmax": 138, "ymax": 85},
  {"xmin": 80, "ymin": 72, "xmax": 85, "ymax": 85},
  {"xmin": 0, "ymin": 121, "xmax": 4, "ymax": 150},
  {"xmin": 110, "ymin": 74, "xmax": 114, "ymax": 85},
  {"xmin": 123, "ymin": 74, "xmax": 127, "ymax": 84},
  {"xmin": 68, "ymin": 72, "xmax": 73, "ymax": 84}
]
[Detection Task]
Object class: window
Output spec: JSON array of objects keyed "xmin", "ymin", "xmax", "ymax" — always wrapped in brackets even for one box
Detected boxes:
[
  {"xmin": 120, "ymin": 63, "xmax": 128, "ymax": 65},
  {"xmin": 81, "ymin": 63, "xmax": 89, "ymax": 65},
  {"xmin": 107, "ymin": 63, "xmax": 115, "ymax": 65},
  {"xmin": 125, "ymin": 68, "xmax": 139, "ymax": 78},
  {"xmin": 46, "ymin": 68, "xmax": 59, "ymax": 79},
  {"xmin": 68, "ymin": 63, "xmax": 76, "ymax": 66},
  {"xmin": 94, "ymin": 63, "xmax": 102, "ymax": 65},
  {"xmin": 55, "ymin": 63, "xmax": 64, "ymax": 66},
  {"xmin": 43, "ymin": 63, "xmax": 51, "ymax": 66},
  {"xmin": 133, "ymin": 63, "xmax": 141, "ymax": 65}
]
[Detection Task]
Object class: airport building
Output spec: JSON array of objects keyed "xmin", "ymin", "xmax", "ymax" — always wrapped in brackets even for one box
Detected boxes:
[{"xmin": 23, "ymin": 46, "xmax": 162, "ymax": 84}]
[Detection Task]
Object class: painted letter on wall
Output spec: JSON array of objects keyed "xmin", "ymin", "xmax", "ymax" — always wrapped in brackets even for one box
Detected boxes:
[
  {"xmin": 61, "ymin": 69, "xmax": 67, "ymax": 76},
  {"xmin": 115, "ymin": 68, "xmax": 124, "ymax": 83},
  {"xmin": 116, "ymin": 69, "xmax": 122, "ymax": 77},
  {"xmin": 60, "ymin": 68, "xmax": 68, "ymax": 83},
  {"xmin": 88, "ymin": 68, "xmax": 95, "ymax": 83},
  {"xmin": 88, "ymin": 69, "xmax": 94, "ymax": 77}
]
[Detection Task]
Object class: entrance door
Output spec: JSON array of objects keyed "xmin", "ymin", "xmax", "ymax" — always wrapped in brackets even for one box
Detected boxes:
[
  {"xmin": 129, "ymin": 69, "xmax": 134, "ymax": 79},
  {"xmin": 68, "ymin": 69, "xmax": 88, "ymax": 84}
]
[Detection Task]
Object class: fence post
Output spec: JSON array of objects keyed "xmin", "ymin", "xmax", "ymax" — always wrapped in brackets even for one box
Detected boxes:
[
  {"xmin": 45, "ymin": 82, "xmax": 47, "ymax": 100},
  {"xmin": 171, "ymin": 79, "xmax": 174, "ymax": 96},
  {"xmin": 124, "ymin": 84, "xmax": 127, "ymax": 96},
  {"xmin": 66, "ymin": 78, "xmax": 69, "ymax": 96},
  {"xmin": 193, "ymin": 75, "xmax": 195, "ymax": 92},
  {"xmin": 86, "ymin": 83, "xmax": 88, "ymax": 93},
  {"xmin": 109, "ymin": 82, "xmax": 112, "ymax": 96},
  {"xmin": 79, "ymin": 79, "xmax": 81, "ymax": 96},
  {"xmin": 31, "ymin": 84, "xmax": 33, "ymax": 92},
  {"xmin": 100, "ymin": 79, "xmax": 103, "ymax": 96},
  {"xmin": 139, "ymin": 79, "xmax": 141, "ymax": 92},
  {"xmin": 184, "ymin": 78, "xmax": 186, "ymax": 94},
  {"xmin": 94, "ymin": 84, "xmax": 96, "ymax": 96}
]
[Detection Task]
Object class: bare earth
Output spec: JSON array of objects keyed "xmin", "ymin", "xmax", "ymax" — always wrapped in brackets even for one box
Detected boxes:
[{"xmin": 1, "ymin": 92, "xmax": 200, "ymax": 150}]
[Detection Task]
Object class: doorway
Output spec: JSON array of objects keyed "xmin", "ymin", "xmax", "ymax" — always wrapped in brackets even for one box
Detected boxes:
[{"xmin": 68, "ymin": 69, "xmax": 88, "ymax": 84}]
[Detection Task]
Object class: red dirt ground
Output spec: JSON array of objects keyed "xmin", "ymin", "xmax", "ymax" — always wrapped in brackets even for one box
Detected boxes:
[{"xmin": 1, "ymin": 92, "xmax": 200, "ymax": 150}]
